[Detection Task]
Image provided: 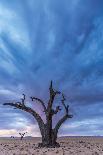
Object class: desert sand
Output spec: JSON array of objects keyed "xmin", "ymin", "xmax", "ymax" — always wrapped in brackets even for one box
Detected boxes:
[{"xmin": 0, "ymin": 137, "xmax": 103, "ymax": 155}]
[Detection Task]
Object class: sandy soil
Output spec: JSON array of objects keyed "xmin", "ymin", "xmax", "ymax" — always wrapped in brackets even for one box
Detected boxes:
[{"xmin": 0, "ymin": 137, "xmax": 103, "ymax": 155}]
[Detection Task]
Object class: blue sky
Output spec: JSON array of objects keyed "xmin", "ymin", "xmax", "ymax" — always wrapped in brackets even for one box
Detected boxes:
[{"xmin": 0, "ymin": 0, "xmax": 103, "ymax": 137}]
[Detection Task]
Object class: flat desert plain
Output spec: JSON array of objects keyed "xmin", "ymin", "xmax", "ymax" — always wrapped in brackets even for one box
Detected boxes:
[{"xmin": 0, "ymin": 137, "xmax": 103, "ymax": 155}]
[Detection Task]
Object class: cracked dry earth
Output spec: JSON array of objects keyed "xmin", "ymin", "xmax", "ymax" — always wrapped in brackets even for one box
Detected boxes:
[{"xmin": 0, "ymin": 137, "xmax": 103, "ymax": 155}]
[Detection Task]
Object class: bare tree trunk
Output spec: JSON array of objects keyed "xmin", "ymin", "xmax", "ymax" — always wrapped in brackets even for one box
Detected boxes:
[
  {"xmin": 39, "ymin": 126, "xmax": 59, "ymax": 148},
  {"xmin": 20, "ymin": 136, "xmax": 23, "ymax": 140}
]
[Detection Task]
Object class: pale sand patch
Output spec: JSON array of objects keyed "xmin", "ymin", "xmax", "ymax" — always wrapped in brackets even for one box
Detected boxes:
[{"xmin": 0, "ymin": 137, "xmax": 103, "ymax": 155}]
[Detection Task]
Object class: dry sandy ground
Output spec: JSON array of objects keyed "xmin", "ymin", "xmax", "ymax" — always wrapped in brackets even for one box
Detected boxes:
[{"xmin": 0, "ymin": 137, "xmax": 103, "ymax": 155}]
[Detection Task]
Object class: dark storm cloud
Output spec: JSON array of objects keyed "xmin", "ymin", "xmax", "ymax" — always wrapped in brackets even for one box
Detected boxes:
[{"xmin": 0, "ymin": 0, "xmax": 103, "ymax": 136}]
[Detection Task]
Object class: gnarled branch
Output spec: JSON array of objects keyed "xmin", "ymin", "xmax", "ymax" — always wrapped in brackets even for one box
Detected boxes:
[
  {"xmin": 30, "ymin": 96, "xmax": 46, "ymax": 113},
  {"xmin": 54, "ymin": 113, "xmax": 73, "ymax": 134},
  {"xmin": 15, "ymin": 94, "xmax": 26, "ymax": 106},
  {"xmin": 54, "ymin": 93, "xmax": 73, "ymax": 134},
  {"xmin": 3, "ymin": 100, "xmax": 45, "ymax": 136},
  {"xmin": 51, "ymin": 106, "xmax": 61, "ymax": 115},
  {"xmin": 61, "ymin": 93, "xmax": 69, "ymax": 114}
]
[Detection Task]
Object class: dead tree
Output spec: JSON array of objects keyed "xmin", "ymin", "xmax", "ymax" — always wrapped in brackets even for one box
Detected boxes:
[
  {"xmin": 3, "ymin": 81, "xmax": 73, "ymax": 147},
  {"xmin": 19, "ymin": 132, "xmax": 27, "ymax": 140}
]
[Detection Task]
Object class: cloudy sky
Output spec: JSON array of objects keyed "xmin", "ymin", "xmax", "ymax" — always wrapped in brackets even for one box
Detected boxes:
[{"xmin": 0, "ymin": 0, "xmax": 103, "ymax": 137}]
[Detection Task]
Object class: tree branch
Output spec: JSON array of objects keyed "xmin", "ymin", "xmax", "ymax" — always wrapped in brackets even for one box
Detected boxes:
[
  {"xmin": 47, "ymin": 81, "xmax": 61, "ymax": 111},
  {"xmin": 30, "ymin": 97, "xmax": 46, "ymax": 113},
  {"xmin": 51, "ymin": 106, "xmax": 61, "ymax": 115},
  {"xmin": 3, "ymin": 101, "xmax": 45, "ymax": 135},
  {"xmin": 61, "ymin": 93, "xmax": 70, "ymax": 115},
  {"xmin": 21, "ymin": 94, "xmax": 26, "ymax": 105},
  {"xmin": 49, "ymin": 81, "xmax": 61, "ymax": 96},
  {"xmin": 54, "ymin": 114, "xmax": 73, "ymax": 134},
  {"xmin": 54, "ymin": 93, "xmax": 73, "ymax": 134}
]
